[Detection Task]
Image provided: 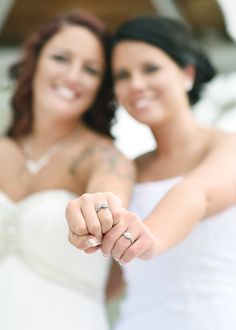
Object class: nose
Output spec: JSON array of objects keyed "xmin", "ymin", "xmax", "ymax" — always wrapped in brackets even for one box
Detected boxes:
[
  {"xmin": 65, "ymin": 62, "xmax": 82, "ymax": 84},
  {"xmin": 129, "ymin": 72, "xmax": 146, "ymax": 91}
]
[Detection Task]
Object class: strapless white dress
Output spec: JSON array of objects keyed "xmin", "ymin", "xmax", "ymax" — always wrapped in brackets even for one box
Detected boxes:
[
  {"xmin": 115, "ymin": 177, "xmax": 236, "ymax": 330},
  {"xmin": 0, "ymin": 190, "xmax": 110, "ymax": 330}
]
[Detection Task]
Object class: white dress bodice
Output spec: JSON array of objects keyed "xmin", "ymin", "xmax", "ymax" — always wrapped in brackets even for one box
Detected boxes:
[
  {"xmin": 0, "ymin": 190, "xmax": 110, "ymax": 330},
  {"xmin": 115, "ymin": 178, "xmax": 236, "ymax": 330}
]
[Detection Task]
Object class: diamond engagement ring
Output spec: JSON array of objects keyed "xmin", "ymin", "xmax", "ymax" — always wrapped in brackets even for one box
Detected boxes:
[
  {"xmin": 95, "ymin": 202, "xmax": 109, "ymax": 214},
  {"xmin": 122, "ymin": 231, "xmax": 135, "ymax": 244}
]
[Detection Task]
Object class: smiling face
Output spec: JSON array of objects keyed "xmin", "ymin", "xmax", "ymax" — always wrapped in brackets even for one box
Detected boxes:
[
  {"xmin": 112, "ymin": 41, "xmax": 193, "ymax": 127},
  {"xmin": 32, "ymin": 25, "xmax": 105, "ymax": 121}
]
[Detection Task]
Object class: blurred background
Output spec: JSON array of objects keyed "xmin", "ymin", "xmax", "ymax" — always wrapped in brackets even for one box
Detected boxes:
[{"xmin": 1, "ymin": 0, "xmax": 236, "ymax": 158}]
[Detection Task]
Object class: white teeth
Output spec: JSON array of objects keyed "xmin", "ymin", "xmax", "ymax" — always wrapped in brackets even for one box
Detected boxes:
[
  {"xmin": 56, "ymin": 86, "xmax": 76, "ymax": 100},
  {"xmin": 134, "ymin": 99, "xmax": 151, "ymax": 109}
]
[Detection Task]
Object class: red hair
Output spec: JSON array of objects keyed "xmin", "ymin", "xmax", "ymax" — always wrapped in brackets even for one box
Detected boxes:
[{"xmin": 8, "ymin": 10, "xmax": 114, "ymax": 138}]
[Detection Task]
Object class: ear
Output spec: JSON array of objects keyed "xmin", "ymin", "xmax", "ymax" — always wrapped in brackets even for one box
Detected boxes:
[{"xmin": 183, "ymin": 65, "xmax": 196, "ymax": 92}]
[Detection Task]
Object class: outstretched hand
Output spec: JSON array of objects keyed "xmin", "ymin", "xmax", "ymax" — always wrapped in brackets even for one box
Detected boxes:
[{"xmin": 66, "ymin": 192, "xmax": 159, "ymax": 264}]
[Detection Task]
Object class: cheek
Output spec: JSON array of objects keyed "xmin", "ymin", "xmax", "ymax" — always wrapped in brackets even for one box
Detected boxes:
[
  {"xmin": 114, "ymin": 84, "xmax": 126, "ymax": 104},
  {"xmin": 158, "ymin": 71, "xmax": 184, "ymax": 96},
  {"xmin": 33, "ymin": 63, "xmax": 51, "ymax": 91},
  {"xmin": 84, "ymin": 80, "xmax": 102, "ymax": 103}
]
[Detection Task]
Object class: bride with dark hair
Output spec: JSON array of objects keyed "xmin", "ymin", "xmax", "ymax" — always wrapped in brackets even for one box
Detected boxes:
[{"xmin": 67, "ymin": 15, "xmax": 236, "ymax": 330}]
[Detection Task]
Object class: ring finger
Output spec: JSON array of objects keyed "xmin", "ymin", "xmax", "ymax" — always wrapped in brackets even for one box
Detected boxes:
[
  {"xmin": 111, "ymin": 225, "xmax": 140, "ymax": 261},
  {"xmin": 95, "ymin": 201, "xmax": 113, "ymax": 234}
]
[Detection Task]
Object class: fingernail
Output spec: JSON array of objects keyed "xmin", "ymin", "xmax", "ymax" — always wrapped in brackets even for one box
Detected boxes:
[
  {"xmin": 118, "ymin": 261, "xmax": 123, "ymax": 266},
  {"xmin": 114, "ymin": 257, "xmax": 120, "ymax": 262},
  {"xmin": 87, "ymin": 238, "xmax": 98, "ymax": 247},
  {"xmin": 102, "ymin": 253, "xmax": 110, "ymax": 257}
]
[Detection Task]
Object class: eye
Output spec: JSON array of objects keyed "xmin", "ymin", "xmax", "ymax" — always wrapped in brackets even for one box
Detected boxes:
[
  {"xmin": 113, "ymin": 70, "xmax": 130, "ymax": 81},
  {"xmin": 84, "ymin": 66, "xmax": 102, "ymax": 77},
  {"xmin": 143, "ymin": 64, "xmax": 160, "ymax": 74},
  {"xmin": 50, "ymin": 54, "xmax": 69, "ymax": 63}
]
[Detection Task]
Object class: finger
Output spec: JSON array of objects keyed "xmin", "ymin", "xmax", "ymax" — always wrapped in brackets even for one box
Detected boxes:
[
  {"xmin": 111, "ymin": 224, "xmax": 140, "ymax": 261},
  {"xmin": 106, "ymin": 194, "xmax": 124, "ymax": 226},
  {"xmin": 66, "ymin": 199, "xmax": 88, "ymax": 235},
  {"xmin": 84, "ymin": 246, "xmax": 101, "ymax": 254},
  {"xmin": 119, "ymin": 235, "xmax": 149, "ymax": 265},
  {"xmin": 96, "ymin": 204, "xmax": 113, "ymax": 234},
  {"xmin": 101, "ymin": 220, "xmax": 128, "ymax": 256},
  {"xmin": 68, "ymin": 231, "xmax": 102, "ymax": 251},
  {"xmin": 80, "ymin": 199, "xmax": 103, "ymax": 240}
]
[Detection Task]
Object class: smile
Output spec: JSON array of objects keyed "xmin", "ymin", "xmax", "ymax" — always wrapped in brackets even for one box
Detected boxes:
[
  {"xmin": 133, "ymin": 98, "xmax": 152, "ymax": 111},
  {"xmin": 54, "ymin": 85, "xmax": 79, "ymax": 100}
]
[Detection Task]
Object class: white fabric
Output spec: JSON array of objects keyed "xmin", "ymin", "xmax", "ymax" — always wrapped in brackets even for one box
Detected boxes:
[
  {"xmin": 115, "ymin": 177, "xmax": 236, "ymax": 330},
  {"xmin": 0, "ymin": 190, "xmax": 110, "ymax": 330},
  {"xmin": 216, "ymin": 0, "xmax": 236, "ymax": 41}
]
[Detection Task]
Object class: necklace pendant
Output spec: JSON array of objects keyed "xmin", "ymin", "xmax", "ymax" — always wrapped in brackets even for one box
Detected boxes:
[
  {"xmin": 22, "ymin": 130, "xmax": 78, "ymax": 175},
  {"xmin": 25, "ymin": 160, "xmax": 41, "ymax": 175}
]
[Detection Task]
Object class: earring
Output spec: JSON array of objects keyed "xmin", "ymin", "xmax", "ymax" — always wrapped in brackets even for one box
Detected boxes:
[{"xmin": 185, "ymin": 81, "xmax": 193, "ymax": 92}]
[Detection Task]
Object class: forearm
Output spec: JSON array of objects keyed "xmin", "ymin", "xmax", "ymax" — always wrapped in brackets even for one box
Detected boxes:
[
  {"xmin": 144, "ymin": 178, "xmax": 208, "ymax": 255},
  {"xmin": 86, "ymin": 154, "xmax": 136, "ymax": 208},
  {"xmin": 87, "ymin": 174, "xmax": 134, "ymax": 207},
  {"xmin": 105, "ymin": 261, "xmax": 125, "ymax": 301}
]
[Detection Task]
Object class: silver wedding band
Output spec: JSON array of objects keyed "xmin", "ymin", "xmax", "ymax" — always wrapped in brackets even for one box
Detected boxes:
[
  {"xmin": 95, "ymin": 202, "xmax": 109, "ymax": 214},
  {"xmin": 122, "ymin": 231, "xmax": 135, "ymax": 244}
]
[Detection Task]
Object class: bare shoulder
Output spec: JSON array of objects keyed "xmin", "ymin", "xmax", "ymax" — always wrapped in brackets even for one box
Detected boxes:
[
  {"xmin": 210, "ymin": 128, "xmax": 236, "ymax": 149},
  {"xmin": 192, "ymin": 128, "xmax": 236, "ymax": 173},
  {"xmin": 0, "ymin": 136, "xmax": 16, "ymax": 156}
]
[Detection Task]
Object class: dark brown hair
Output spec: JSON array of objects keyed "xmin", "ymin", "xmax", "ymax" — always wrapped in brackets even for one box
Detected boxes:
[
  {"xmin": 112, "ymin": 15, "xmax": 216, "ymax": 105},
  {"xmin": 8, "ymin": 10, "xmax": 114, "ymax": 138}
]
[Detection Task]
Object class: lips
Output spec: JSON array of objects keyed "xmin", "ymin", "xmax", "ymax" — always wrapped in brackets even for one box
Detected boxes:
[{"xmin": 132, "ymin": 98, "xmax": 152, "ymax": 111}]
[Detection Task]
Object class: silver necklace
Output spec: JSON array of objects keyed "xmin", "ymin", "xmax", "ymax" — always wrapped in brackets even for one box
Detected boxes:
[{"xmin": 22, "ymin": 133, "xmax": 76, "ymax": 175}]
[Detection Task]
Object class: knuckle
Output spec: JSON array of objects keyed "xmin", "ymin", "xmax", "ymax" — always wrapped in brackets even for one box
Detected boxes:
[
  {"xmin": 112, "ymin": 210, "xmax": 124, "ymax": 221},
  {"xmin": 80, "ymin": 193, "xmax": 92, "ymax": 202},
  {"xmin": 125, "ymin": 247, "xmax": 137, "ymax": 260},
  {"xmin": 106, "ymin": 191, "xmax": 115, "ymax": 199},
  {"xmin": 65, "ymin": 200, "xmax": 76, "ymax": 217},
  {"xmin": 68, "ymin": 231, "xmax": 74, "ymax": 244},
  {"xmin": 95, "ymin": 192, "xmax": 104, "ymax": 198},
  {"xmin": 102, "ymin": 224, "xmax": 112, "ymax": 234},
  {"xmin": 101, "ymin": 214, "xmax": 112, "ymax": 225},
  {"xmin": 68, "ymin": 232, "xmax": 84, "ymax": 250},
  {"xmin": 72, "ymin": 222, "xmax": 87, "ymax": 235},
  {"xmin": 127, "ymin": 212, "xmax": 138, "ymax": 221},
  {"xmin": 104, "ymin": 230, "xmax": 116, "ymax": 242},
  {"xmin": 89, "ymin": 224, "xmax": 101, "ymax": 235}
]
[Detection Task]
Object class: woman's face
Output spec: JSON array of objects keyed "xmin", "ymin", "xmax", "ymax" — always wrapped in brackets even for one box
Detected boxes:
[
  {"xmin": 33, "ymin": 25, "xmax": 105, "ymax": 120},
  {"xmin": 112, "ymin": 41, "xmax": 192, "ymax": 127}
]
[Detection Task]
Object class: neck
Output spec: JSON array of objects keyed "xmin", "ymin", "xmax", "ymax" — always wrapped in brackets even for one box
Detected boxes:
[
  {"xmin": 28, "ymin": 117, "xmax": 83, "ymax": 151},
  {"xmin": 151, "ymin": 108, "xmax": 204, "ymax": 158}
]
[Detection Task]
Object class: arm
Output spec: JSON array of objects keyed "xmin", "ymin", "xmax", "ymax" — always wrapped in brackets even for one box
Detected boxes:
[
  {"xmin": 100, "ymin": 136, "xmax": 236, "ymax": 263},
  {"xmin": 66, "ymin": 140, "xmax": 136, "ymax": 248},
  {"xmin": 85, "ymin": 142, "xmax": 135, "ymax": 207},
  {"xmin": 144, "ymin": 137, "xmax": 236, "ymax": 255},
  {"xmin": 105, "ymin": 260, "xmax": 125, "ymax": 301}
]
